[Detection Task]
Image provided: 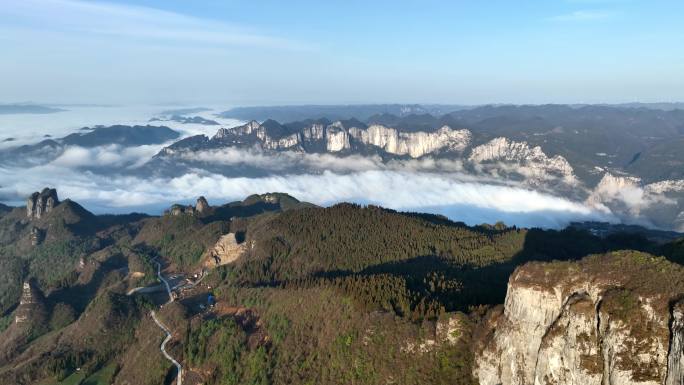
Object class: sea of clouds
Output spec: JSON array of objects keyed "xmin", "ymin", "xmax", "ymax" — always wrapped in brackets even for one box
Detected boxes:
[{"xmin": 0, "ymin": 105, "xmax": 619, "ymax": 228}]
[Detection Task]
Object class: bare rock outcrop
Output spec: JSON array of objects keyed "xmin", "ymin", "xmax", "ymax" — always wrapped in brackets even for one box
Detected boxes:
[
  {"xmin": 29, "ymin": 226, "xmax": 44, "ymax": 246},
  {"xmin": 468, "ymin": 137, "xmax": 575, "ymax": 181},
  {"xmin": 474, "ymin": 251, "xmax": 684, "ymax": 385},
  {"xmin": 402, "ymin": 313, "xmax": 467, "ymax": 354},
  {"xmin": 14, "ymin": 280, "xmax": 47, "ymax": 325},
  {"xmin": 211, "ymin": 119, "xmax": 472, "ymax": 157},
  {"xmin": 667, "ymin": 302, "xmax": 684, "ymax": 385},
  {"xmin": 195, "ymin": 196, "xmax": 210, "ymax": 214},
  {"xmin": 165, "ymin": 196, "xmax": 211, "ymax": 216},
  {"xmin": 205, "ymin": 233, "xmax": 247, "ymax": 267},
  {"xmin": 26, "ymin": 188, "xmax": 59, "ymax": 219}
]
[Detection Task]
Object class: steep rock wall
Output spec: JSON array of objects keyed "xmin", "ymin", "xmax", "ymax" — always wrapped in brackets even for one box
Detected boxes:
[
  {"xmin": 468, "ymin": 137, "xmax": 574, "ymax": 179},
  {"xmin": 475, "ymin": 252, "xmax": 684, "ymax": 385},
  {"xmin": 26, "ymin": 188, "xmax": 59, "ymax": 219}
]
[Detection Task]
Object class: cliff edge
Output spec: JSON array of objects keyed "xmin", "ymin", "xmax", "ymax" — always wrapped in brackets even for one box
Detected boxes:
[{"xmin": 474, "ymin": 251, "xmax": 684, "ymax": 385}]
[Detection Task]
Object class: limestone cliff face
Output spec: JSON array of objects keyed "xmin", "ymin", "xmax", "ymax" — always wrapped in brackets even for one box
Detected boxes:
[
  {"xmin": 587, "ymin": 172, "xmax": 643, "ymax": 209},
  {"xmin": 469, "ymin": 137, "xmax": 574, "ymax": 179},
  {"xmin": 214, "ymin": 120, "xmax": 260, "ymax": 138},
  {"xmin": 325, "ymin": 123, "xmax": 351, "ymax": 152},
  {"xmin": 209, "ymin": 119, "xmax": 471, "ymax": 157},
  {"xmin": 586, "ymin": 173, "xmax": 684, "ymax": 229},
  {"xmin": 474, "ymin": 252, "xmax": 684, "ymax": 385},
  {"xmin": 348, "ymin": 124, "xmax": 471, "ymax": 157},
  {"xmin": 302, "ymin": 123, "xmax": 325, "ymax": 140},
  {"xmin": 667, "ymin": 303, "xmax": 684, "ymax": 385},
  {"xmin": 195, "ymin": 196, "xmax": 210, "ymax": 214},
  {"xmin": 26, "ymin": 188, "xmax": 59, "ymax": 219}
]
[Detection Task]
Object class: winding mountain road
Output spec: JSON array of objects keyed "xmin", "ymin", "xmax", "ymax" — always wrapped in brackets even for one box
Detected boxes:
[
  {"xmin": 150, "ymin": 256, "xmax": 183, "ymax": 385},
  {"xmin": 151, "ymin": 310, "xmax": 183, "ymax": 385}
]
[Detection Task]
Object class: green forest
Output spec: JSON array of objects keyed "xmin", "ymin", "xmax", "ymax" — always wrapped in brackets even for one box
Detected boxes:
[{"xmin": 0, "ymin": 195, "xmax": 679, "ymax": 385}]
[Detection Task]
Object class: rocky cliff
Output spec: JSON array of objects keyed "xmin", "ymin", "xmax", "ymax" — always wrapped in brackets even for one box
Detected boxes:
[
  {"xmin": 196, "ymin": 196, "xmax": 210, "ymax": 214},
  {"xmin": 587, "ymin": 173, "xmax": 684, "ymax": 231},
  {"xmin": 26, "ymin": 188, "xmax": 59, "ymax": 219},
  {"xmin": 149, "ymin": 118, "xmax": 684, "ymax": 230},
  {"xmin": 0, "ymin": 280, "xmax": 48, "ymax": 366},
  {"xmin": 469, "ymin": 137, "xmax": 575, "ymax": 180},
  {"xmin": 14, "ymin": 280, "xmax": 46, "ymax": 325},
  {"xmin": 474, "ymin": 251, "xmax": 684, "ymax": 385},
  {"xmin": 208, "ymin": 119, "xmax": 472, "ymax": 158},
  {"xmin": 165, "ymin": 196, "xmax": 211, "ymax": 216},
  {"xmin": 348, "ymin": 124, "xmax": 471, "ymax": 157}
]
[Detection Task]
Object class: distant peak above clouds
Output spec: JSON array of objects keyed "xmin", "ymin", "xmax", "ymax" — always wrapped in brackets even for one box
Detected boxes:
[
  {"xmin": 0, "ymin": 104, "xmax": 66, "ymax": 115},
  {"xmin": 1, "ymin": 104, "xmax": 684, "ymax": 231}
]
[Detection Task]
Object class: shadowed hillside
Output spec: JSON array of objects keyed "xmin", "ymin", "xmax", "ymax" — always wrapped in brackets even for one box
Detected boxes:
[{"xmin": 0, "ymin": 188, "xmax": 679, "ymax": 385}]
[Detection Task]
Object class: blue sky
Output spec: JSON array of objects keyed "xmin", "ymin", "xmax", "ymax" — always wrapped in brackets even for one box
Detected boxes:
[{"xmin": 1, "ymin": 0, "xmax": 683, "ymax": 105}]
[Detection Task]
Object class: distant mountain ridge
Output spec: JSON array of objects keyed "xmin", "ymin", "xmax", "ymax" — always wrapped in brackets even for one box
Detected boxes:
[
  {"xmin": 219, "ymin": 104, "xmax": 471, "ymax": 122},
  {"xmin": 150, "ymin": 104, "xmax": 684, "ymax": 230},
  {"xmin": 3, "ymin": 103, "xmax": 684, "ymax": 230},
  {"xmin": 62, "ymin": 125, "xmax": 180, "ymax": 147},
  {"xmin": 160, "ymin": 118, "xmax": 472, "ymax": 158},
  {"xmin": 0, "ymin": 125, "xmax": 180, "ymax": 168},
  {"xmin": 154, "ymin": 104, "xmax": 684, "ymax": 185},
  {"xmin": 0, "ymin": 104, "xmax": 65, "ymax": 115}
]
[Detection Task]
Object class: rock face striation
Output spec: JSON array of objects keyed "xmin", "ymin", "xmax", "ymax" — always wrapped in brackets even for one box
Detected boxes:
[
  {"xmin": 348, "ymin": 124, "xmax": 471, "ymax": 157},
  {"xmin": 667, "ymin": 303, "xmax": 684, "ymax": 385},
  {"xmin": 14, "ymin": 280, "xmax": 46, "ymax": 325},
  {"xmin": 150, "ymin": 118, "xmax": 684, "ymax": 230},
  {"xmin": 165, "ymin": 119, "xmax": 472, "ymax": 159},
  {"xmin": 26, "ymin": 188, "xmax": 59, "ymax": 219},
  {"xmin": 469, "ymin": 137, "xmax": 575, "ymax": 180},
  {"xmin": 474, "ymin": 251, "xmax": 684, "ymax": 385}
]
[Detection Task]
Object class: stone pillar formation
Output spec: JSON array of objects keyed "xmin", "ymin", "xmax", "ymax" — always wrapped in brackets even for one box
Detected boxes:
[{"xmin": 26, "ymin": 188, "xmax": 59, "ymax": 219}]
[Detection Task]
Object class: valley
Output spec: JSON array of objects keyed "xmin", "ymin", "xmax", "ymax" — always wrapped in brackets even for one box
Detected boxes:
[
  {"xmin": 2, "ymin": 104, "xmax": 683, "ymax": 231},
  {"xmin": 5, "ymin": 0, "xmax": 684, "ymax": 383},
  {"xmin": 2, "ymin": 105, "xmax": 684, "ymax": 385}
]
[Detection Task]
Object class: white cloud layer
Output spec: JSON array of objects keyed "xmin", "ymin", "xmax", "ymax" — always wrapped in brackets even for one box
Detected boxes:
[
  {"xmin": 51, "ymin": 144, "xmax": 164, "ymax": 169},
  {"xmin": 177, "ymin": 147, "xmax": 468, "ymax": 175},
  {"xmin": 0, "ymin": 160, "xmax": 613, "ymax": 229}
]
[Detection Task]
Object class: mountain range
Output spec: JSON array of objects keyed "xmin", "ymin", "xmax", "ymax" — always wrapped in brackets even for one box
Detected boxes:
[
  {"xmin": 0, "ymin": 188, "xmax": 682, "ymax": 385},
  {"xmin": 2, "ymin": 104, "xmax": 684, "ymax": 231},
  {"xmin": 146, "ymin": 105, "xmax": 684, "ymax": 230},
  {"xmin": 0, "ymin": 104, "xmax": 66, "ymax": 115}
]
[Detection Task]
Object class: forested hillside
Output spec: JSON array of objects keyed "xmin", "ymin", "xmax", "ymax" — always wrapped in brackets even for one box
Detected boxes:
[{"xmin": 0, "ymin": 191, "xmax": 678, "ymax": 385}]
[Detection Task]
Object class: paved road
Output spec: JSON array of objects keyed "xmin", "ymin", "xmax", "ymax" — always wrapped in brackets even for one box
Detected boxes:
[
  {"xmin": 150, "ymin": 256, "xmax": 183, "ymax": 385},
  {"xmin": 154, "ymin": 257, "xmax": 174, "ymax": 302},
  {"xmin": 126, "ymin": 284, "xmax": 164, "ymax": 296},
  {"xmin": 151, "ymin": 310, "xmax": 183, "ymax": 385}
]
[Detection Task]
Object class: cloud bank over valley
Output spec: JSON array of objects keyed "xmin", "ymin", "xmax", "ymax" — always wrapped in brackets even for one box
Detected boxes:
[{"xmin": 2, "ymin": 104, "xmax": 682, "ymax": 231}]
